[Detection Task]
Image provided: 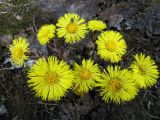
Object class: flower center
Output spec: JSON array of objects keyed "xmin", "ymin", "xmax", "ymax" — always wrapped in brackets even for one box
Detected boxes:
[
  {"xmin": 67, "ymin": 23, "xmax": 77, "ymax": 33},
  {"xmin": 14, "ymin": 47, "xmax": 24, "ymax": 59},
  {"xmin": 45, "ymin": 72, "xmax": 59, "ymax": 84},
  {"xmin": 79, "ymin": 69, "xmax": 90, "ymax": 80},
  {"xmin": 74, "ymin": 86, "xmax": 86, "ymax": 96},
  {"xmin": 105, "ymin": 41, "xmax": 116, "ymax": 52},
  {"xmin": 40, "ymin": 30, "xmax": 49, "ymax": 38},
  {"xmin": 138, "ymin": 65, "xmax": 146, "ymax": 75},
  {"xmin": 108, "ymin": 79, "xmax": 121, "ymax": 92}
]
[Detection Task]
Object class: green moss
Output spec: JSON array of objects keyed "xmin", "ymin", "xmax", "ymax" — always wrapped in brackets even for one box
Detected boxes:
[
  {"xmin": 0, "ymin": 0, "xmax": 56, "ymax": 35},
  {"xmin": 0, "ymin": 0, "xmax": 38, "ymax": 34}
]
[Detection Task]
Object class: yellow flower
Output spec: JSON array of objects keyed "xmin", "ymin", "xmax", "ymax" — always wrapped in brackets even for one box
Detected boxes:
[
  {"xmin": 28, "ymin": 56, "xmax": 74, "ymax": 101},
  {"xmin": 88, "ymin": 20, "xmax": 106, "ymax": 31},
  {"xmin": 37, "ymin": 24, "xmax": 56, "ymax": 45},
  {"xmin": 130, "ymin": 53, "xmax": 159, "ymax": 89},
  {"xmin": 73, "ymin": 59, "xmax": 101, "ymax": 95},
  {"xmin": 96, "ymin": 30, "xmax": 127, "ymax": 63},
  {"xmin": 9, "ymin": 37, "xmax": 29, "ymax": 66},
  {"xmin": 56, "ymin": 13, "xmax": 88, "ymax": 44},
  {"xmin": 96, "ymin": 66, "xmax": 138, "ymax": 103}
]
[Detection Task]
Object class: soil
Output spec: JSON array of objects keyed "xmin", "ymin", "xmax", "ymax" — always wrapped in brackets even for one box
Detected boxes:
[{"xmin": 0, "ymin": 0, "xmax": 160, "ymax": 120}]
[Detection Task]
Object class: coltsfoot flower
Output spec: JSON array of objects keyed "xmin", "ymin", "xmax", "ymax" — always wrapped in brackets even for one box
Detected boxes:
[
  {"xmin": 88, "ymin": 20, "xmax": 106, "ymax": 31},
  {"xmin": 37, "ymin": 24, "xmax": 56, "ymax": 45},
  {"xmin": 73, "ymin": 59, "xmax": 101, "ymax": 95},
  {"xmin": 96, "ymin": 66, "xmax": 138, "ymax": 104},
  {"xmin": 28, "ymin": 56, "xmax": 74, "ymax": 101},
  {"xmin": 9, "ymin": 37, "xmax": 29, "ymax": 66},
  {"xmin": 130, "ymin": 53, "xmax": 159, "ymax": 89},
  {"xmin": 96, "ymin": 30, "xmax": 127, "ymax": 63},
  {"xmin": 56, "ymin": 13, "xmax": 88, "ymax": 44}
]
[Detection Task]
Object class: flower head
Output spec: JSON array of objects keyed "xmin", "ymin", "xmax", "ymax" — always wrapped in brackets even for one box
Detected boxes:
[
  {"xmin": 56, "ymin": 13, "xmax": 88, "ymax": 44},
  {"xmin": 96, "ymin": 66, "xmax": 138, "ymax": 103},
  {"xmin": 96, "ymin": 31, "xmax": 127, "ymax": 63},
  {"xmin": 9, "ymin": 37, "xmax": 29, "ymax": 66},
  {"xmin": 130, "ymin": 53, "xmax": 159, "ymax": 89},
  {"xmin": 88, "ymin": 20, "xmax": 106, "ymax": 31},
  {"xmin": 37, "ymin": 24, "xmax": 56, "ymax": 45},
  {"xmin": 28, "ymin": 56, "xmax": 74, "ymax": 101},
  {"xmin": 73, "ymin": 59, "xmax": 101, "ymax": 95}
]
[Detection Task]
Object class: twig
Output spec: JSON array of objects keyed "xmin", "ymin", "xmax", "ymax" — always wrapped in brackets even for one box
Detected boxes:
[
  {"xmin": 143, "ymin": 91, "xmax": 147, "ymax": 100},
  {"xmin": 32, "ymin": 14, "xmax": 38, "ymax": 32},
  {"xmin": 0, "ymin": 67, "xmax": 14, "ymax": 71},
  {"xmin": 125, "ymin": 47, "xmax": 135, "ymax": 57},
  {"xmin": 141, "ymin": 100, "xmax": 160, "ymax": 119},
  {"xmin": 147, "ymin": 90, "xmax": 158, "ymax": 99},
  {"xmin": 48, "ymin": 43, "xmax": 61, "ymax": 58},
  {"xmin": 120, "ymin": 112, "xmax": 124, "ymax": 120},
  {"xmin": 132, "ymin": 115, "xmax": 135, "ymax": 120},
  {"xmin": 53, "ymin": 42, "xmax": 61, "ymax": 56},
  {"xmin": 0, "ymin": 11, "xmax": 7, "ymax": 14},
  {"xmin": 38, "ymin": 101, "xmax": 58, "ymax": 106}
]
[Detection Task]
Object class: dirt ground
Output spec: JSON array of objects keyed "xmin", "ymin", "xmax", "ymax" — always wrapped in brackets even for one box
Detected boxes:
[{"xmin": 0, "ymin": 0, "xmax": 160, "ymax": 120}]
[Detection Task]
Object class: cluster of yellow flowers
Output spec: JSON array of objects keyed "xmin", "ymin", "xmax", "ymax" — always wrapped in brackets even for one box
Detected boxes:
[{"xmin": 8, "ymin": 13, "xmax": 159, "ymax": 104}]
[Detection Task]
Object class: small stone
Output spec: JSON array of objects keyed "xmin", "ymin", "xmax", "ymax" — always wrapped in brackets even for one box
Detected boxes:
[{"xmin": 0, "ymin": 105, "xmax": 7, "ymax": 115}]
